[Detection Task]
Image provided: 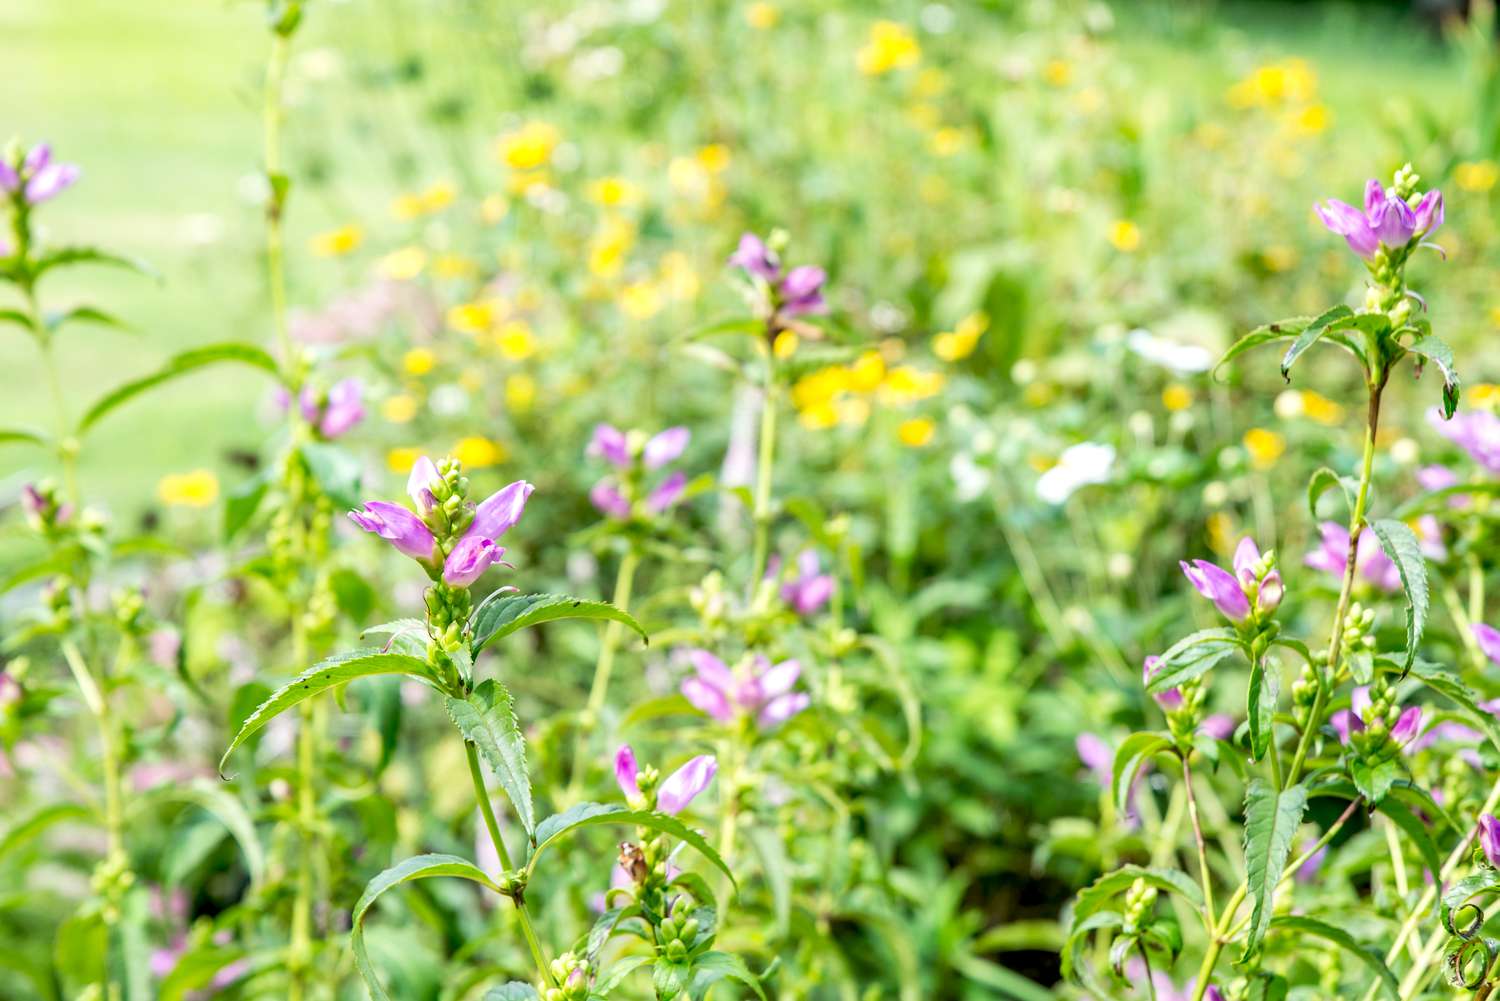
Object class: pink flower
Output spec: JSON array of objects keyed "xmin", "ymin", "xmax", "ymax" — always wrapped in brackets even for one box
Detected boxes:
[
  {"xmin": 780, "ymin": 550, "xmax": 835, "ymax": 616},
  {"xmin": 588, "ymin": 425, "xmax": 692, "ymax": 521},
  {"xmin": 680, "ymin": 650, "xmax": 809, "ymax": 729},
  {"xmin": 1480, "ymin": 814, "xmax": 1500, "ymax": 867},
  {"xmin": 614, "ymin": 744, "xmax": 716, "ymax": 815}
]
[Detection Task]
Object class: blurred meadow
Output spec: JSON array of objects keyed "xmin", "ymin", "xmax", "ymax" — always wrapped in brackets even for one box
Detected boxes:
[{"xmin": 5, "ymin": 0, "xmax": 1500, "ymax": 998}]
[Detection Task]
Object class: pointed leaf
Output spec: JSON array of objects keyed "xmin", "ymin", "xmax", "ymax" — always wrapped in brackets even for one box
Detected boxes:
[
  {"xmin": 1406, "ymin": 336, "xmax": 1462, "ymax": 419},
  {"xmin": 1307, "ymin": 466, "xmax": 1359, "ymax": 520},
  {"xmin": 482, "ymin": 984, "xmax": 540, "ymax": 1001},
  {"xmin": 470, "ymin": 592, "xmax": 647, "ymax": 658},
  {"xmin": 1072, "ymin": 864, "xmax": 1204, "ymax": 921},
  {"xmin": 1247, "ymin": 658, "xmax": 1279, "ymax": 761},
  {"xmin": 32, "ymin": 246, "xmax": 158, "ymax": 280},
  {"xmin": 1266, "ymin": 916, "xmax": 1397, "ymax": 998},
  {"xmin": 1145, "ymin": 628, "xmax": 1242, "ymax": 693},
  {"xmin": 1111, "ymin": 732, "xmax": 1172, "ymax": 815},
  {"xmin": 219, "ymin": 650, "xmax": 432, "ymax": 774},
  {"xmin": 1369, "ymin": 518, "xmax": 1428, "ymax": 675},
  {"xmin": 1241, "ymin": 779, "xmax": 1308, "ymax": 961},
  {"xmin": 1213, "ymin": 316, "xmax": 1312, "ymax": 380},
  {"xmin": 447, "ymin": 680, "xmax": 534, "ymax": 836},
  {"xmin": 526, "ymin": 802, "xmax": 733, "ymax": 886},
  {"xmin": 80, "ymin": 343, "xmax": 281, "ymax": 432},
  {"xmin": 0, "ymin": 426, "xmax": 50, "ymax": 448},
  {"xmin": 1280, "ymin": 304, "xmax": 1354, "ymax": 380},
  {"xmin": 688, "ymin": 952, "xmax": 767, "ymax": 1001}
]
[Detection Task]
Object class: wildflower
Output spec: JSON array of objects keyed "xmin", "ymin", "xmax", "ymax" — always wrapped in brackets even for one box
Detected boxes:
[
  {"xmin": 778, "ymin": 550, "xmax": 834, "ymax": 616},
  {"xmin": 587, "ymin": 177, "xmax": 641, "ymax": 207},
  {"xmin": 1481, "ymin": 814, "xmax": 1500, "ymax": 867},
  {"xmin": 898, "ymin": 417, "xmax": 935, "ymax": 447},
  {"xmin": 1035, "ymin": 442, "xmax": 1114, "ymax": 505},
  {"xmin": 588, "ymin": 425, "xmax": 689, "ymax": 520},
  {"xmin": 157, "ymin": 470, "xmax": 219, "ymax": 508},
  {"xmin": 0, "ymin": 143, "xmax": 81, "ymax": 205},
  {"xmin": 1455, "ymin": 161, "xmax": 1499, "ymax": 193},
  {"xmin": 495, "ymin": 321, "xmax": 536, "ymax": 360},
  {"xmin": 1243, "ymin": 427, "xmax": 1286, "ymax": 469},
  {"xmin": 451, "ymin": 436, "xmax": 505, "ymax": 469},
  {"xmin": 496, "ymin": 122, "xmax": 561, "ymax": 170},
  {"xmin": 857, "ymin": 20, "xmax": 920, "ymax": 76},
  {"xmin": 933, "ymin": 312, "xmax": 987, "ymax": 362},
  {"xmin": 1303, "ymin": 520, "xmax": 1444, "ymax": 590},
  {"xmin": 1143, "ymin": 655, "xmax": 1183, "ymax": 710},
  {"xmin": 1315, "ymin": 177, "xmax": 1442, "ymax": 259},
  {"xmin": 681, "ymin": 650, "xmax": 809, "ymax": 729},
  {"xmin": 1331, "ymin": 686, "xmax": 1423, "ymax": 751},
  {"xmin": 349, "ymin": 456, "xmax": 532, "ymax": 587},
  {"xmin": 386, "ymin": 447, "xmax": 422, "ymax": 473},
  {"xmin": 310, "ymin": 224, "xmax": 363, "ymax": 256},
  {"xmin": 1181, "ymin": 537, "xmax": 1281, "ymax": 622},
  {"xmin": 1107, "ymin": 219, "xmax": 1141, "ymax": 252},
  {"xmin": 1429, "ymin": 406, "xmax": 1500, "ymax": 475},
  {"xmin": 1475, "ymin": 623, "xmax": 1500, "ymax": 665},
  {"xmin": 1162, "ymin": 385, "xmax": 1193, "ymax": 411},
  {"xmin": 746, "ymin": 2, "xmax": 778, "ymax": 29},
  {"xmin": 614, "ymin": 744, "xmax": 717, "ymax": 815},
  {"xmin": 403, "ymin": 347, "xmax": 437, "ymax": 376},
  {"xmin": 284, "ymin": 378, "xmax": 364, "ymax": 438}
]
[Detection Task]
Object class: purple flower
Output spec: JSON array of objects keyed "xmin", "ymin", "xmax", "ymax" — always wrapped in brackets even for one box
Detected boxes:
[
  {"xmin": 727, "ymin": 233, "xmax": 780, "ymax": 283},
  {"xmin": 656, "ymin": 754, "xmax": 717, "ymax": 814},
  {"xmin": 1296, "ymin": 837, "xmax": 1328, "ymax": 884},
  {"xmin": 1233, "ymin": 536, "xmax": 1282, "ymax": 611},
  {"xmin": 4, "ymin": 144, "xmax": 81, "ymax": 206},
  {"xmin": 1198, "ymin": 714, "xmax": 1236, "ymax": 742},
  {"xmin": 1305, "ymin": 522, "xmax": 1401, "ymax": 593},
  {"xmin": 728, "ymin": 232, "xmax": 829, "ymax": 324},
  {"xmin": 781, "ymin": 550, "xmax": 835, "ymax": 616},
  {"xmin": 590, "ymin": 481, "xmax": 632, "ymax": 519},
  {"xmin": 1315, "ymin": 178, "xmax": 1441, "ymax": 259},
  {"xmin": 1481, "ymin": 814, "xmax": 1500, "ymax": 867},
  {"xmin": 1418, "ymin": 464, "xmax": 1469, "ymax": 508},
  {"xmin": 348, "ymin": 501, "xmax": 436, "ymax": 561},
  {"xmin": 778, "ymin": 265, "xmax": 828, "ymax": 317},
  {"xmin": 588, "ymin": 424, "xmax": 632, "ymax": 468},
  {"xmin": 1180, "ymin": 539, "xmax": 1262, "ymax": 622},
  {"xmin": 1430, "ymin": 407, "xmax": 1500, "ymax": 475},
  {"xmin": 643, "ymin": 427, "xmax": 690, "ymax": 470},
  {"xmin": 442, "ymin": 535, "xmax": 504, "ymax": 587},
  {"xmin": 614, "ymin": 745, "xmax": 641, "ymax": 800},
  {"xmin": 681, "ymin": 649, "xmax": 809, "ymax": 729},
  {"xmin": 1075, "ymin": 732, "xmax": 1111, "ymax": 784},
  {"xmin": 644, "ymin": 471, "xmax": 687, "ymax": 514},
  {"xmin": 1475, "ymin": 624, "xmax": 1500, "ymax": 666},
  {"xmin": 293, "ymin": 378, "xmax": 365, "ymax": 439},
  {"xmin": 1332, "ymin": 686, "xmax": 1424, "ymax": 751},
  {"xmin": 588, "ymin": 426, "xmax": 692, "ymax": 521},
  {"xmin": 1143, "ymin": 654, "xmax": 1183, "ymax": 710},
  {"xmin": 470, "ymin": 479, "xmax": 532, "ymax": 541}
]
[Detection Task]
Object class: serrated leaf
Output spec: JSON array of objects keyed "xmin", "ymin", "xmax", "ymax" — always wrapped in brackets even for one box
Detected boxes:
[
  {"xmin": 1247, "ymin": 658, "xmax": 1279, "ymax": 761},
  {"xmin": 526, "ymin": 802, "xmax": 733, "ymax": 886},
  {"xmin": 1241, "ymin": 779, "xmax": 1308, "ymax": 961},
  {"xmin": 351, "ymin": 854, "xmax": 500, "ymax": 1001},
  {"xmin": 360, "ymin": 618, "xmax": 428, "ymax": 657},
  {"xmin": 1307, "ymin": 466, "xmax": 1359, "ymax": 520},
  {"xmin": 1266, "ymin": 916, "xmax": 1397, "ymax": 998},
  {"xmin": 1212, "ymin": 316, "xmax": 1311, "ymax": 380},
  {"xmin": 1369, "ymin": 518, "xmax": 1428, "ymax": 675},
  {"xmin": 470, "ymin": 592, "xmax": 647, "ymax": 658},
  {"xmin": 653, "ymin": 959, "xmax": 690, "ymax": 998},
  {"xmin": 80, "ymin": 342, "xmax": 281, "ymax": 432},
  {"xmin": 1111, "ymin": 732, "xmax": 1172, "ymax": 815},
  {"xmin": 1280, "ymin": 304, "xmax": 1354, "ymax": 380},
  {"xmin": 1406, "ymin": 335, "xmax": 1462, "ymax": 420},
  {"xmin": 447, "ymin": 680, "xmax": 534, "ymax": 836},
  {"xmin": 1145, "ymin": 628, "xmax": 1242, "ymax": 693},
  {"xmin": 594, "ymin": 955, "xmax": 652, "ymax": 994},
  {"xmin": 1072, "ymin": 864, "xmax": 1204, "ymax": 922},
  {"xmin": 219, "ymin": 650, "xmax": 432, "ymax": 774},
  {"xmin": 688, "ymin": 951, "xmax": 767, "ymax": 1001}
]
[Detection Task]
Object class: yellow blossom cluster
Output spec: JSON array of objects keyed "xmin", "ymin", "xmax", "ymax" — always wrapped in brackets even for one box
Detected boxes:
[
  {"xmin": 857, "ymin": 21, "xmax": 920, "ymax": 77},
  {"xmin": 1226, "ymin": 59, "xmax": 1329, "ymax": 136},
  {"xmin": 792, "ymin": 348, "xmax": 944, "ymax": 437},
  {"xmin": 391, "ymin": 181, "xmax": 455, "ymax": 220}
]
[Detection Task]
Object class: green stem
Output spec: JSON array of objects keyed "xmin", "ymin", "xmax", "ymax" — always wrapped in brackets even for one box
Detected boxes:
[
  {"xmin": 465, "ymin": 742, "xmax": 554, "ymax": 987},
  {"xmin": 61, "ymin": 640, "xmax": 122, "ymax": 859},
  {"xmin": 264, "ymin": 31, "xmax": 294, "ymax": 370},
  {"xmin": 289, "ymin": 625, "xmax": 315, "ymax": 1001},
  {"xmin": 23, "ymin": 282, "xmax": 79, "ymax": 504},
  {"xmin": 1181, "ymin": 756, "xmax": 1216, "ymax": 933},
  {"xmin": 748, "ymin": 351, "xmax": 778, "ymax": 587},
  {"xmin": 567, "ymin": 548, "xmax": 642, "ymax": 796}
]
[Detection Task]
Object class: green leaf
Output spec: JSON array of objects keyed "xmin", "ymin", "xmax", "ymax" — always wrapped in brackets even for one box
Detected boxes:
[
  {"xmin": 79, "ymin": 342, "xmax": 281, "ymax": 432},
  {"xmin": 351, "ymin": 854, "xmax": 501, "ymax": 1001},
  {"xmin": 1369, "ymin": 518, "xmax": 1428, "ymax": 676},
  {"xmin": 223, "ymin": 470, "xmax": 271, "ymax": 540},
  {"xmin": 527, "ymin": 802, "xmax": 733, "ymax": 886},
  {"xmin": 1348, "ymin": 756, "xmax": 1403, "ymax": 806},
  {"xmin": 446, "ymin": 680, "xmax": 534, "ymax": 836},
  {"xmin": 300, "ymin": 441, "xmax": 363, "ymax": 509},
  {"xmin": 1072, "ymin": 864, "xmax": 1204, "ymax": 922},
  {"xmin": 1280, "ymin": 304, "xmax": 1354, "ymax": 380},
  {"xmin": 141, "ymin": 780, "xmax": 268, "ymax": 892},
  {"xmin": 482, "ymin": 984, "xmax": 541, "ymax": 1001},
  {"xmin": 1307, "ymin": 467, "xmax": 1359, "ymax": 521},
  {"xmin": 1245, "ymin": 972, "xmax": 1289, "ymax": 1001},
  {"xmin": 1241, "ymin": 779, "xmax": 1308, "ymax": 961},
  {"xmin": 0, "ymin": 802, "xmax": 95, "ymax": 863},
  {"xmin": 688, "ymin": 951, "xmax": 767, "ymax": 1001},
  {"xmin": 32, "ymin": 246, "xmax": 158, "ymax": 281},
  {"xmin": 1247, "ymin": 658, "xmax": 1278, "ymax": 762},
  {"xmin": 0, "ymin": 426, "xmax": 50, "ymax": 448},
  {"xmin": 653, "ymin": 959, "xmax": 690, "ymax": 998},
  {"xmin": 1404, "ymin": 658, "xmax": 1500, "ymax": 755},
  {"xmin": 219, "ymin": 650, "xmax": 432, "ymax": 774},
  {"xmin": 1266, "ymin": 916, "xmax": 1397, "ymax": 998},
  {"xmin": 594, "ymin": 955, "xmax": 652, "ymax": 994},
  {"xmin": 1212, "ymin": 316, "xmax": 1311, "ymax": 380},
  {"xmin": 360, "ymin": 618, "xmax": 428, "ymax": 657},
  {"xmin": 1406, "ymin": 335, "xmax": 1462, "ymax": 419},
  {"xmin": 47, "ymin": 305, "xmax": 132, "ymax": 334},
  {"xmin": 1145, "ymin": 628, "xmax": 1242, "ymax": 693},
  {"xmin": 1307, "ymin": 782, "xmax": 1443, "ymax": 878},
  {"xmin": 1111, "ymin": 732, "xmax": 1172, "ymax": 815},
  {"xmin": 470, "ymin": 592, "xmax": 647, "ymax": 658}
]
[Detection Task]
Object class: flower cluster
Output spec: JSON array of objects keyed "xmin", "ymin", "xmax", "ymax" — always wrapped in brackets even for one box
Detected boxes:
[
  {"xmin": 728, "ymin": 231, "xmax": 827, "ymax": 335},
  {"xmin": 614, "ymin": 744, "xmax": 717, "ymax": 815},
  {"xmin": 1180, "ymin": 537, "xmax": 1282, "ymax": 623},
  {"xmin": 586, "ymin": 424, "xmax": 689, "ymax": 521},
  {"xmin": 0, "ymin": 142, "xmax": 80, "ymax": 209},
  {"xmin": 680, "ymin": 649, "xmax": 809, "ymax": 729}
]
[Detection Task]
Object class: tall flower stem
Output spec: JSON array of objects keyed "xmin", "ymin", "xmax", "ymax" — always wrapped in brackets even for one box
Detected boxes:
[
  {"xmin": 264, "ymin": 29, "xmax": 294, "ymax": 371},
  {"xmin": 1181, "ymin": 757, "xmax": 1216, "ymax": 931},
  {"xmin": 288, "ymin": 623, "xmax": 316, "ymax": 1001},
  {"xmin": 748, "ymin": 349, "xmax": 778, "ymax": 587},
  {"xmin": 60, "ymin": 640, "xmax": 123, "ymax": 859},
  {"xmin": 465, "ymin": 742, "xmax": 555, "ymax": 987},
  {"xmin": 1286, "ymin": 375, "xmax": 1385, "ymax": 788},
  {"xmin": 22, "ymin": 282, "xmax": 80, "ymax": 505},
  {"xmin": 567, "ymin": 547, "xmax": 642, "ymax": 796}
]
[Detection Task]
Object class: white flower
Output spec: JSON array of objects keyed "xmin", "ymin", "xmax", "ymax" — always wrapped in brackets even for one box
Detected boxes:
[
  {"xmin": 1126, "ymin": 328, "xmax": 1213, "ymax": 375},
  {"xmin": 1036, "ymin": 442, "xmax": 1115, "ymax": 505}
]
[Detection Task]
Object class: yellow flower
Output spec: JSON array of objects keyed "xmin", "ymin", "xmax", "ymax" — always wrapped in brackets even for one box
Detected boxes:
[
  {"xmin": 799, "ymin": 401, "xmax": 839, "ymax": 430},
  {"xmin": 310, "ymin": 224, "xmax": 363, "ymax": 257},
  {"xmin": 792, "ymin": 366, "xmax": 853, "ymax": 411},
  {"xmin": 746, "ymin": 2, "xmax": 778, "ymax": 28},
  {"xmin": 772, "ymin": 331, "xmax": 798, "ymax": 359},
  {"xmin": 1300, "ymin": 390, "xmax": 1344, "ymax": 426},
  {"xmin": 1108, "ymin": 219, "xmax": 1141, "ymax": 252},
  {"xmin": 588, "ymin": 218, "xmax": 636, "ymax": 279},
  {"xmin": 496, "ymin": 122, "xmax": 561, "ymax": 170},
  {"xmin": 1243, "ymin": 427, "xmax": 1286, "ymax": 470},
  {"xmin": 857, "ymin": 20, "xmax": 920, "ymax": 76},
  {"xmin": 620, "ymin": 281, "xmax": 663, "ymax": 320},
  {"xmin": 1290, "ymin": 104, "xmax": 1330, "ymax": 135},
  {"xmin": 506, "ymin": 374, "xmax": 536, "ymax": 413},
  {"xmin": 481, "ymin": 194, "xmax": 510, "ymax": 224},
  {"xmin": 929, "ymin": 127, "xmax": 967, "ymax": 157},
  {"xmin": 390, "ymin": 181, "xmax": 456, "ymax": 220},
  {"xmin": 1456, "ymin": 160, "xmax": 1500, "ymax": 193},
  {"xmin": 696, "ymin": 144, "xmax": 732, "ymax": 174},
  {"xmin": 386, "ymin": 447, "xmax": 422, "ymax": 473},
  {"xmin": 848, "ymin": 351, "xmax": 886, "ymax": 393},
  {"xmin": 658, "ymin": 251, "xmax": 700, "ymax": 300},
  {"xmin": 898, "ymin": 417, "xmax": 936, "ymax": 447},
  {"xmin": 447, "ymin": 301, "xmax": 500, "ymax": 335},
  {"xmin": 157, "ymin": 470, "xmax": 219, "ymax": 508},
  {"xmin": 1469, "ymin": 383, "xmax": 1500, "ymax": 408},
  {"xmin": 1162, "ymin": 384, "xmax": 1193, "ymax": 412},
  {"xmin": 1230, "ymin": 59, "xmax": 1317, "ymax": 109},
  {"xmin": 496, "ymin": 320, "xmax": 536, "ymax": 360},
  {"xmin": 933, "ymin": 311, "xmax": 987, "ymax": 362},
  {"xmin": 403, "ymin": 347, "xmax": 437, "ymax": 376},
  {"xmin": 382, "ymin": 394, "xmax": 418, "ymax": 424},
  {"xmin": 879, "ymin": 366, "xmax": 944, "ymax": 406},
  {"xmin": 1206, "ymin": 511, "xmax": 1234, "ymax": 554},
  {"xmin": 378, "ymin": 246, "xmax": 427, "ymax": 281},
  {"xmin": 1262, "ymin": 245, "xmax": 1298, "ymax": 272},
  {"xmin": 588, "ymin": 176, "xmax": 642, "ymax": 207},
  {"xmin": 452, "ymin": 436, "xmax": 505, "ymax": 468},
  {"xmin": 432, "ymin": 254, "xmax": 478, "ymax": 280},
  {"xmin": 1042, "ymin": 59, "xmax": 1072, "ymax": 87}
]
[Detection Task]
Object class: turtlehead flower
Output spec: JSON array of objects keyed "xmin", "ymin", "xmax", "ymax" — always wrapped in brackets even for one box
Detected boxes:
[
  {"xmin": 0, "ymin": 143, "xmax": 81, "ymax": 206},
  {"xmin": 728, "ymin": 232, "xmax": 828, "ymax": 329},
  {"xmin": 1181, "ymin": 537, "xmax": 1280, "ymax": 622},
  {"xmin": 614, "ymin": 744, "xmax": 716, "ymax": 815},
  {"xmin": 681, "ymin": 650, "xmax": 809, "ymax": 729},
  {"xmin": 1430, "ymin": 407, "xmax": 1500, "ymax": 475},
  {"xmin": 1481, "ymin": 814, "xmax": 1500, "ymax": 868},
  {"xmin": 1305, "ymin": 520, "xmax": 1443, "ymax": 592},
  {"xmin": 1142, "ymin": 655, "xmax": 1183, "ymax": 710},
  {"xmin": 1475, "ymin": 623, "xmax": 1500, "ymax": 666},
  {"xmin": 279, "ymin": 378, "xmax": 365, "ymax": 438},
  {"xmin": 1315, "ymin": 177, "xmax": 1442, "ymax": 259},
  {"xmin": 1331, "ymin": 686, "xmax": 1423, "ymax": 750},
  {"xmin": 778, "ymin": 550, "xmax": 834, "ymax": 615},
  {"xmin": 587, "ymin": 424, "xmax": 690, "ymax": 521},
  {"xmin": 349, "ymin": 457, "xmax": 533, "ymax": 587}
]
